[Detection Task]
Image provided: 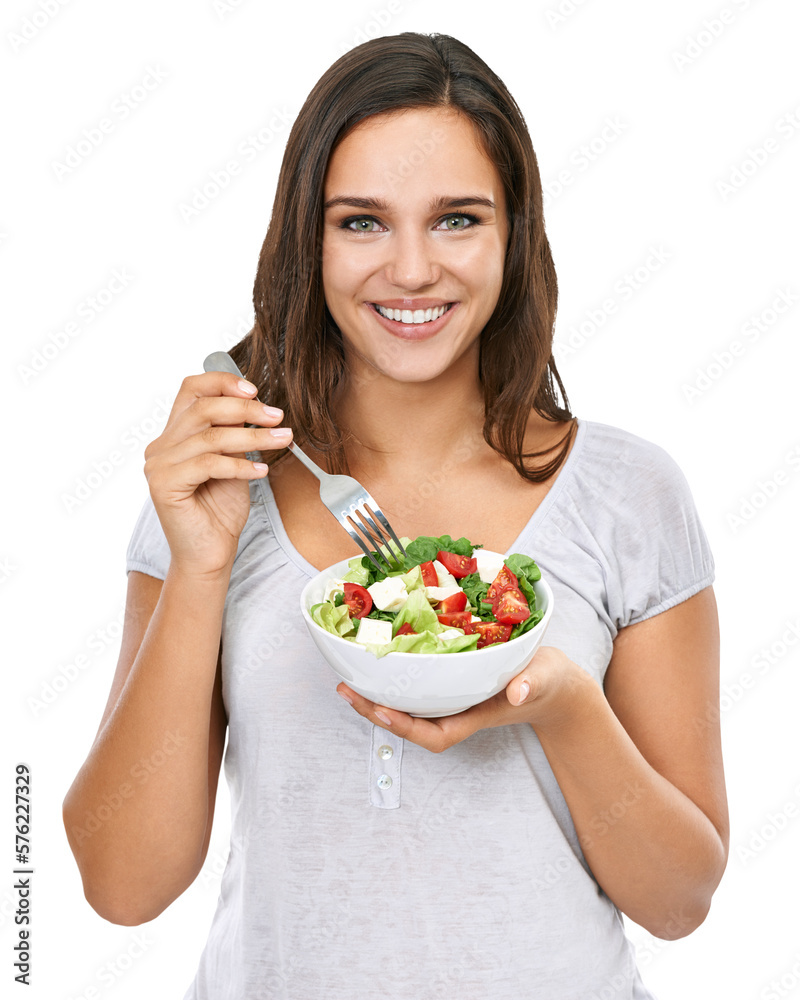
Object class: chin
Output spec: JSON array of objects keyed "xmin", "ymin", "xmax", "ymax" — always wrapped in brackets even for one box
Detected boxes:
[
  {"xmin": 372, "ymin": 357, "xmax": 457, "ymax": 385},
  {"xmin": 372, "ymin": 340, "xmax": 479, "ymax": 380}
]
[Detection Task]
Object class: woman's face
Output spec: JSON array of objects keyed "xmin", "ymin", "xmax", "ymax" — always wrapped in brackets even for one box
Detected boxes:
[{"xmin": 321, "ymin": 107, "xmax": 509, "ymax": 386}]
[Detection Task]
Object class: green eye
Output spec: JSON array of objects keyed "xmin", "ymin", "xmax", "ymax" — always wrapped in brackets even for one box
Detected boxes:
[
  {"xmin": 346, "ymin": 217, "xmax": 377, "ymax": 232},
  {"xmin": 439, "ymin": 213, "xmax": 480, "ymax": 231}
]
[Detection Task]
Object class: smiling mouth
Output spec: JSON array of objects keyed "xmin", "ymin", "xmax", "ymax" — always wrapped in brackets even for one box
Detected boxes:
[{"xmin": 370, "ymin": 303, "xmax": 455, "ymax": 325}]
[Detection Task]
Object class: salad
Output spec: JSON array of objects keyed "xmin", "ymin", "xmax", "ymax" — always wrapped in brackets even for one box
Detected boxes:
[{"xmin": 309, "ymin": 533, "xmax": 545, "ymax": 658}]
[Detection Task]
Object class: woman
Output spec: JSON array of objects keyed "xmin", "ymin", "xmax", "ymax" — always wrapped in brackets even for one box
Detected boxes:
[{"xmin": 63, "ymin": 32, "xmax": 728, "ymax": 999}]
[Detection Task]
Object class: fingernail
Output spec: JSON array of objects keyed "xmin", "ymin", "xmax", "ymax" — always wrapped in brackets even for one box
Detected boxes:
[
  {"xmin": 263, "ymin": 404, "xmax": 283, "ymax": 418},
  {"xmin": 237, "ymin": 379, "xmax": 257, "ymax": 394},
  {"xmin": 338, "ymin": 690, "xmax": 353, "ymax": 706},
  {"xmin": 374, "ymin": 710, "xmax": 392, "ymax": 726},
  {"xmin": 269, "ymin": 427, "xmax": 292, "ymax": 440},
  {"xmin": 517, "ymin": 681, "xmax": 530, "ymax": 705}
]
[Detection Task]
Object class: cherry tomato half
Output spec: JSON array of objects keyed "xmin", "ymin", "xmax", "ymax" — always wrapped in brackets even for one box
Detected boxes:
[
  {"xmin": 486, "ymin": 565, "xmax": 519, "ymax": 602},
  {"xmin": 474, "ymin": 622, "xmax": 513, "ymax": 648},
  {"xmin": 436, "ymin": 612, "xmax": 475, "ymax": 632},
  {"xmin": 419, "ymin": 560, "xmax": 439, "ymax": 587},
  {"xmin": 342, "ymin": 582, "xmax": 372, "ymax": 619},
  {"xmin": 491, "ymin": 587, "xmax": 530, "ymax": 625},
  {"xmin": 436, "ymin": 550, "xmax": 478, "ymax": 579},
  {"xmin": 437, "ymin": 590, "xmax": 468, "ymax": 613}
]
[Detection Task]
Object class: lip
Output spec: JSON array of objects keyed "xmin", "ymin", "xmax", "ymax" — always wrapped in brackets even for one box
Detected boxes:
[
  {"xmin": 370, "ymin": 298, "xmax": 454, "ymax": 309},
  {"xmin": 366, "ymin": 301, "xmax": 459, "ymax": 341}
]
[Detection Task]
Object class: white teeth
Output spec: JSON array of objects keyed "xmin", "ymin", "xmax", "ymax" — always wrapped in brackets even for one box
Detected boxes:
[{"xmin": 375, "ymin": 303, "xmax": 451, "ymax": 324}]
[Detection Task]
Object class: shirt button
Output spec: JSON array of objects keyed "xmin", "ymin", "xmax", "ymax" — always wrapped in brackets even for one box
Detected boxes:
[
  {"xmin": 377, "ymin": 774, "xmax": 393, "ymax": 790},
  {"xmin": 378, "ymin": 745, "xmax": 393, "ymax": 760}
]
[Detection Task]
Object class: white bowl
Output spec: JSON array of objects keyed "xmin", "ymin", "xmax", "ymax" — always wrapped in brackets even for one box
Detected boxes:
[{"xmin": 299, "ymin": 552, "xmax": 554, "ymax": 717}]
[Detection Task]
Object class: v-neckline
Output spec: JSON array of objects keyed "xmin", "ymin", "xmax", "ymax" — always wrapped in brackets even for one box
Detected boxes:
[{"xmin": 255, "ymin": 418, "xmax": 587, "ymax": 578}]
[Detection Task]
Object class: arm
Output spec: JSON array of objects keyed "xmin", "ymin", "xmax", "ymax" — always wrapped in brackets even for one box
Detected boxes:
[
  {"xmin": 534, "ymin": 586, "xmax": 728, "ymax": 938},
  {"xmin": 63, "ymin": 371, "xmax": 291, "ymax": 925},
  {"xmin": 337, "ymin": 587, "xmax": 728, "ymax": 939},
  {"xmin": 62, "ymin": 567, "xmax": 230, "ymax": 925}
]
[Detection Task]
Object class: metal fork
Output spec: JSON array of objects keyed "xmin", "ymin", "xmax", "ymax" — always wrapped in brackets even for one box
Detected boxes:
[{"xmin": 203, "ymin": 351, "xmax": 407, "ymax": 575}]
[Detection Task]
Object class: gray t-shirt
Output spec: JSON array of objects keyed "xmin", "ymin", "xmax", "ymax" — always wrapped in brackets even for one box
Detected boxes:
[{"xmin": 125, "ymin": 418, "xmax": 714, "ymax": 999}]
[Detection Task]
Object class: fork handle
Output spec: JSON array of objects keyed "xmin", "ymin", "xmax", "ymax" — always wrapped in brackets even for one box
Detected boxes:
[
  {"xmin": 284, "ymin": 440, "xmax": 328, "ymax": 481},
  {"xmin": 203, "ymin": 350, "xmax": 245, "ymax": 380},
  {"xmin": 202, "ymin": 351, "xmax": 326, "ymax": 481}
]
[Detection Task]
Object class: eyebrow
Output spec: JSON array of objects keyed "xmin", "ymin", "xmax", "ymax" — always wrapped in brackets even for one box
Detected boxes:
[{"xmin": 323, "ymin": 195, "xmax": 496, "ymax": 212}]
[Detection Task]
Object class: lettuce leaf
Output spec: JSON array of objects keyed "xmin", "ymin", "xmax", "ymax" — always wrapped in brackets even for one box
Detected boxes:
[
  {"xmin": 505, "ymin": 553, "xmax": 541, "ymax": 583},
  {"xmin": 342, "ymin": 556, "xmax": 370, "ymax": 586},
  {"xmin": 515, "ymin": 573, "xmax": 537, "ymax": 611},
  {"xmin": 398, "ymin": 563, "xmax": 425, "ymax": 595},
  {"xmin": 442, "ymin": 534, "xmax": 481, "ymax": 557},
  {"xmin": 401, "ymin": 535, "xmax": 441, "ymax": 567},
  {"xmin": 436, "ymin": 631, "xmax": 479, "ymax": 653},
  {"xmin": 358, "ymin": 627, "xmax": 479, "ymax": 658},
  {"xmin": 364, "ymin": 608, "xmax": 397, "ymax": 624},
  {"xmin": 391, "ymin": 588, "xmax": 440, "ymax": 637},
  {"xmin": 460, "ymin": 572, "xmax": 490, "ymax": 616},
  {"xmin": 510, "ymin": 607, "xmax": 544, "ymax": 640},
  {"xmin": 353, "ymin": 536, "xmax": 413, "ymax": 586},
  {"xmin": 310, "ymin": 601, "xmax": 355, "ymax": 637}
]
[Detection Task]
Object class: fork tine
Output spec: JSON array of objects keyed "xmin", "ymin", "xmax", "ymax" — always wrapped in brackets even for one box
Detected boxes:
[
  {"xmin": 363, "ymin": 503, "xmax": 407, "ymax": 559},
  {"xmin": 352, "ymin": 507, "xmax": 397, "ymax": 564},
  {"xmin": 346, "ymin": 511, "xmax": 396, "ymax": 575},
  {"xmin": 338, "ymin": 519, "xmax": 388, "ymax": 574}
]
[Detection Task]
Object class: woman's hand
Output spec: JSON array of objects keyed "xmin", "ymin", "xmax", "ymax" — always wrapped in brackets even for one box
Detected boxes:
[
  {"xmin": 336, "ymin": 646, "xmax": 585, "ymax": 753},
  {"xmin": 144, "ymin": 372, "xmax": 292, "ymax": 578}
]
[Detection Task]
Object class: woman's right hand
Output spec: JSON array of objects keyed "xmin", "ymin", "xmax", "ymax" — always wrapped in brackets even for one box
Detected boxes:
[{"xmin": 143, "ymin": 372, "xmax": 292, "ymax": 577}]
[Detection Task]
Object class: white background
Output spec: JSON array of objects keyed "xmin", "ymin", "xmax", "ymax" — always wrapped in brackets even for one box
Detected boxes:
[{"xmin": 2, "ymin": 0, "xmax": 799, "ymax": 997}]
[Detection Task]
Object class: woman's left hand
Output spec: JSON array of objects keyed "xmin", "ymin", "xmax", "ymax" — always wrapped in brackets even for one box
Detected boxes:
[{"xmin": 336, "ymin": 645, "xmax": 585, "ymax": 753}]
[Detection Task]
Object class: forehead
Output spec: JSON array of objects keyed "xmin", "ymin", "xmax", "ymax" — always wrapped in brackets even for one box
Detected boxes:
[{"xmin": 323, "ymin": 107, "xmax": 502, "ymax": 197}]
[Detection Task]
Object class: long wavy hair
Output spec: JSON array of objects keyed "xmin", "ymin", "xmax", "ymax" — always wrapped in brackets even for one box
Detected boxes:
[{"xmin": 230, "ymin": 31, "xmax": 574, "ymax": 481}]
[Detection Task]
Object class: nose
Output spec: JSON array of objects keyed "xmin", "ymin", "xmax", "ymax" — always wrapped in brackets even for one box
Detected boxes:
[{"xmin": 382, "ymin": 228, "xmax": 440, "ymax": 290}]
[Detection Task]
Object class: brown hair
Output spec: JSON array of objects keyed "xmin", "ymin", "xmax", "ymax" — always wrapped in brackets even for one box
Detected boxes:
[{"xmin": 230, "ymin": 31, "xmax": 574, "ymax": 481}]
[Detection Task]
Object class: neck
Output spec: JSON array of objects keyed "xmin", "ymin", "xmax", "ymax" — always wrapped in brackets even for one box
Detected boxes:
[{"xmin": 332, "ymin": 356, "xmax": 487, "ymax": 481}]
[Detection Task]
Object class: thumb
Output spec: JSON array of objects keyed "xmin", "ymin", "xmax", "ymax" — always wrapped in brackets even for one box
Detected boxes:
[{"xmin": 508, "ymin": 675, "xmax": 531, "ymax": 707}]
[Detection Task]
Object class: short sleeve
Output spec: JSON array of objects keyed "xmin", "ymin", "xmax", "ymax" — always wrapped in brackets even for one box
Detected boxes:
[
  {"xmin": 125, "ymin": 494, "xmax": 172, "ymax": 580},
  {"xmin": 609, "ymin": 439, "xmax": 715, "ymax": 630}
]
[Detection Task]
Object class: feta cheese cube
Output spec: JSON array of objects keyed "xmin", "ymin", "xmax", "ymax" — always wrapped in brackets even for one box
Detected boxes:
[
  {"xmin": 354, "ymin": 617, "xmax": 393, "ymax": 646},
  {"xmin": 475, "ymin": 550, "xmax": 506, "ymax": 585},
  {"xmin": 437, "ymin": 628, "xmax": 464, "ymax": 641},
  {"xmin": 367, "ymin": 576, "xmax": 409, "ymax": 612}
]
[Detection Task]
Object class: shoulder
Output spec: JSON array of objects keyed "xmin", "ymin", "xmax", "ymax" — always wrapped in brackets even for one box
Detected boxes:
[
  {"xmin": 571, "ymin": 419, "xmax": 696, "ymax": 510},
  {"xmin": 578, "ymin": 419, "xmax": 685, "ymax": 474},
  {"xmin": 566, "ymin": 419, "xmax": 714, "ymax": 629}
]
